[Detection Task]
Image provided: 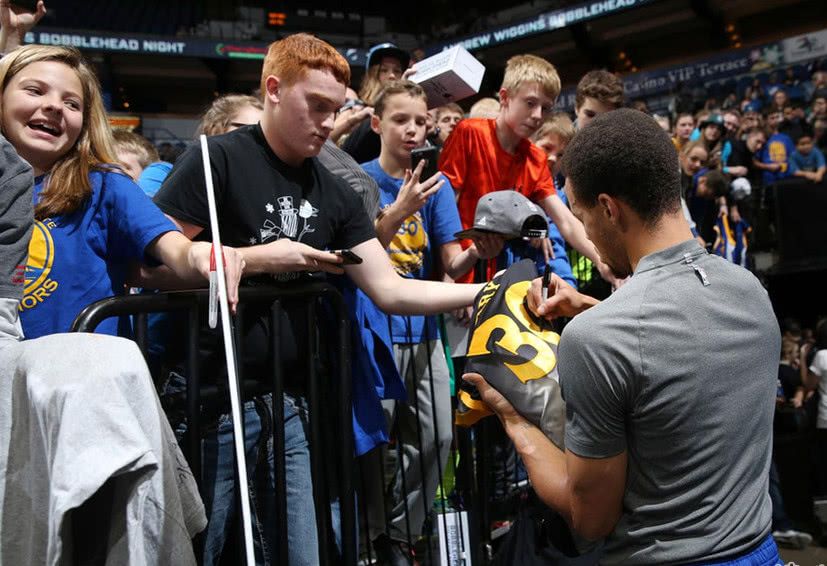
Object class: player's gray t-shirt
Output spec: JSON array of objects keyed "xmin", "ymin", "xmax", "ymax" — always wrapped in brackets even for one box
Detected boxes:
[{"xmin": 560, "ymin": 239, "xmax": 780, "ymax": 565}]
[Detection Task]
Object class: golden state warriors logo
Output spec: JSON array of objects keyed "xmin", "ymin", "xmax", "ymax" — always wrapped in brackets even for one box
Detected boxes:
[
  {"xmin": 20, "ymin": 219, "xmax": 59, "ymax": 311},
  {"xmin": 388, "ymin": 211, "xmax": 428, "ymax": 276}
]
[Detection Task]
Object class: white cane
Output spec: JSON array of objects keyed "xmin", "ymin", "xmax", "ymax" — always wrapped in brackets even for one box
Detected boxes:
[{"xmin": 199, "ymin": 135, "xmax": 255, "ymax": 566}]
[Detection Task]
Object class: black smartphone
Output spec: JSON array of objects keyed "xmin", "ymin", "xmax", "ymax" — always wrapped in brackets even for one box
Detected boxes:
[
  {"xmin": 333, "ymin": 249, "xmax": 363, "ymax": 265},
  {"xmin": 11, "ymin": 0, "xmax": 38, "ymax": 12},
  {"xmin": 411, "ymin": 146, "xmax": 439, "ymax": 180}
]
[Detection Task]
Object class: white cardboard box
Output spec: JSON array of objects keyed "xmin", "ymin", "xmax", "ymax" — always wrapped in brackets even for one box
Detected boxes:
[{"xmin": 411, "ymin": 46, "xmax": 486, "ymax": 109}]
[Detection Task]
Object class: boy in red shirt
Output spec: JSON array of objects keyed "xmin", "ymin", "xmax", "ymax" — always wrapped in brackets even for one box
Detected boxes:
[{"xmin": 439, "ymin": 55, "xmax": 615, "ymax": 283}]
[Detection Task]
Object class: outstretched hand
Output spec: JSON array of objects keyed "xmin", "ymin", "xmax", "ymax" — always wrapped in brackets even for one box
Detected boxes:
[
  {"xmin": 262, "ymin": 239, "xmax": 345, "ymax": 275},
  {"xmin": 0, "ymin": 0, "xmax": 47, "ymax": 50},
  {"xmin": 188, "ymin": 243, "xmax": 245, "ymax": 314},
  {"xmin": 401, "ymin": 64, "xmax": 418, "ymax": 81},
  {"xmin": 528, "ymin": 236, "xmax": 555, "ymax": 262},
  {"xmin": 392, "ymin": 158, "xmax": 443, "ymax": 219},
  {"xmin": 469, "ymin": 232, "xmax": 505, "ymax": 260}
]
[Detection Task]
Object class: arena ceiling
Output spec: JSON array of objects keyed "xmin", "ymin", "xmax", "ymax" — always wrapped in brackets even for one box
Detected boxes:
[{"xmin": 67, "ymin": 0, "xmax": 827, "ymax": 114}]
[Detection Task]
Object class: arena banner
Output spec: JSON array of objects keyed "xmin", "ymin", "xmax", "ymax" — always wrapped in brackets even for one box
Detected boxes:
[
  {"xmin": 557, "ymin": 28, "xmax": 827, "ymax": 108},
  {"xmin": 22, "ymin": 28, "xmax": 367, "ymax": 65},
  {"xmin": 782, "ymin": 29, "xmax": 827, "ymax": 65},
  {"xmin": 433, "ymin": 0, "xmax": 657, "ymax": 53}
]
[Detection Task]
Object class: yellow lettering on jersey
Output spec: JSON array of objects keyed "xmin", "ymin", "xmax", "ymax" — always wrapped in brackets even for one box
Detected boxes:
[
  {"xmin": 18, "ymin": 278, "xmax": 59, "ymax": 311},
  {"xmin": 467, "ymin": 280, "xmax": 558, "ymax": 383},
  {"xmin": 473, "ymin": 281, "xmax": 500, "ymax": 325}
]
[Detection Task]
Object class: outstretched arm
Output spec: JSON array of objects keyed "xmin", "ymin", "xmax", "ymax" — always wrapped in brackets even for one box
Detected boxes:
[
  {"xmin": 439, "ymin": 233, "xmax": 505, "ymax": 281},
  {"xmin": 345, "ymin": 237, "xmax": 484, "ymax": 315},
  {"xmin": 0, "ymin": 0, "xmax": 46, "ymax": 52},
  {"xmin": 141, "ymin": 231, "xmax": 245, "ymax": 312}
]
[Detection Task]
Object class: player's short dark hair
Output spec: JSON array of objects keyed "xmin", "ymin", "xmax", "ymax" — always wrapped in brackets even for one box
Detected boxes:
[{"xmin": 561, "ymin": 108, "xmax": 681, "ymax": 225}]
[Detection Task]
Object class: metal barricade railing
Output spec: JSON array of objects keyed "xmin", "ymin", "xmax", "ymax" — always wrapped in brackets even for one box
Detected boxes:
[{"xmin": 70, "ymin": 283, "xmax": 356, "ymax": 566}]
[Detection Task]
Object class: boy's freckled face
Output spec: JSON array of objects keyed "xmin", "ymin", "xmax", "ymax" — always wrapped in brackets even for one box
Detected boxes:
[{"xmin": 501, "ymin": 82, "xmax": 554, "ymax": 139}]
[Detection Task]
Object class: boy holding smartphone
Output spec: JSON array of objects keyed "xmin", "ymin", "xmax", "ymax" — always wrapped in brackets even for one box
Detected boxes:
[{"xmin": 360, "ymin": 80, "xmax": 502, "ymax": 556}]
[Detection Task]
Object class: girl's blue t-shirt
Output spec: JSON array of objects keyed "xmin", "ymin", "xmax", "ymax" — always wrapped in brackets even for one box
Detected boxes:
[
  {"xmin": 20, "ymin": 169, "xmax": 177, "ymax": 339},
  {"xmin": 361, "ymin": 159, "xmax": 462, "ymax": 343}
]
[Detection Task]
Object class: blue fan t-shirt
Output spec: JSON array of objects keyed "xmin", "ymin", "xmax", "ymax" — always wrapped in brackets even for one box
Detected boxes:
[
  {"xmin": 760, "ymin": 132, "xmax": 795, "ymax": 185},
  {"xmin": 790, "ymin": 147, "xmax": 826, "ymax": 173},
  {"xmin": 20, "ymin": 170, "xmax": 177, "ymax": 339},
  {"xmin": 362, "ymin": 159, "xmax": 462, "ymax": 343}
]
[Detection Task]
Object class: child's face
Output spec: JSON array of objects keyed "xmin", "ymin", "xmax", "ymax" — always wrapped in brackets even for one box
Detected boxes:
[
  {"xmin": 426, "ymin": 109, "xmax": 437, "ymax": 134},
  {"xmin": 377, "ymin": 56, "xmax": 404, "ymax": 84},
  {"xmin": 1, "ymin": 60, "xmax": 85, "ymax": 175},
  {"xmin": 696, "ymin": 175, "xmax": 712, "ymax": 198},
  {"xmin": 372, "ymin": 93, "xmax": 428, "ymax": 164},
  {"xmin": 746, "ymin": 132, "xmax": 766, "ymax": 153},
  {"xmin": 437, "ymin": 110, "xmax": 462, "ymax": 142},
  {"xmin": 742, "ymin": 113, "xmax": 759, "ymax": 130},
  {"xmin": 116, "ymin": 149, "xmax": 143, "ymax": 181},
  {"xmin": 575, "ymin": 96, "xmax": 614, "ymax": 129},
  {"xmin": 675, "ymin": 116, "xmax": 694, "ymax": 140},
  {"xmin": 681, "ymin": 147, "xmax": 707, "ymax": 177},
  {"xmin": 681, "ymin": 147, "xmax": 707, "ymax": 176},
  {"xmin": 534, "ymin": 132, "xmax": 567, "ymax": 175},
  {"xmin": 767, "ymin": 112, "xmax": 783, "ymax": 129},
  {"xmin": 796, "ymin": 136, "xmax": 814, "ymax": 155},
  {"xmin": 703, "ymin": 124, "xmax": 721, "ymax": 143},
  {"xmin": 723, "ymin": 113, "xmax": 739, "ymax": 133},
  {"xmin": 227, "ymin": 103, "xmax": 262, "ymax": 132},
  {"xmin": 500, "ymin": 81, "xmax": 554, "ymax": 140}
]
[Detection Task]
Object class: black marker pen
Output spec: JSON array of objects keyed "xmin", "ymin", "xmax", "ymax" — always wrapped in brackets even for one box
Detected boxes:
[{"xmin": 542, "ymin": 264, "xmax": 551, "ymax": 301}]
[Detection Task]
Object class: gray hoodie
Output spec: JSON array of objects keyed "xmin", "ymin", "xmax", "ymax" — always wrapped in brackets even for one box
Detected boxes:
[{"xmin": 0, "ymin": 134, "xmax": 34, "ymax": 340}]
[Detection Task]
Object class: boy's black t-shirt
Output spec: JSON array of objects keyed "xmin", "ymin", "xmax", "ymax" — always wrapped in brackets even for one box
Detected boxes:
[
  {"xmin": 728, "ymin": 139, "xmax": 762, "ymax": 188},
  {"xmin": 154, "ymin": 124, "xmax": 375, "ymax": 385},
  {"xmin": 340, "ymin": 119, "xmax": 381, "ymax": 164}
]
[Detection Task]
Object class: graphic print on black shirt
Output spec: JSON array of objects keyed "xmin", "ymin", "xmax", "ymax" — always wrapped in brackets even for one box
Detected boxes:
[{"xmin": 154, "ymin": 124, "xmax": 376, "ymax": 386}]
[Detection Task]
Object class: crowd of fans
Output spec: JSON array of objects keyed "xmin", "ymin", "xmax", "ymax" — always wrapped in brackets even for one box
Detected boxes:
[{"xmin": 2, "ymin": 1, "xmax": 827, "ymax": 565}]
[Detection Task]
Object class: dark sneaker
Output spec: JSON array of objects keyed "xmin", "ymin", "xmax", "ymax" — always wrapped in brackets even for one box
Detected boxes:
[{"xmin": 772, "ymin": 529, "xmax": 813, "ymax": 549}]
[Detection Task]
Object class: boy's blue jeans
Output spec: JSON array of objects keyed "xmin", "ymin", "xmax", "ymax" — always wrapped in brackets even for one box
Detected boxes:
[{"xmin": 166, "ymin": 373, "xmax": 319, "ymax": 566}]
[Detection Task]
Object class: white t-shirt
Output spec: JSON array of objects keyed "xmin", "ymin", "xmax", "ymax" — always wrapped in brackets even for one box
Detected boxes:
[{"xmin": 810, "ymin": 349, "xmax": 827, "ymax": 428}]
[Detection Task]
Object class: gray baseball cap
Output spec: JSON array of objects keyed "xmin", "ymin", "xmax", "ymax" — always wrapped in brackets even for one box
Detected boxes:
[{"xmin": 455, "ymin": 190, "xmax": 548, "ymax": 240}]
